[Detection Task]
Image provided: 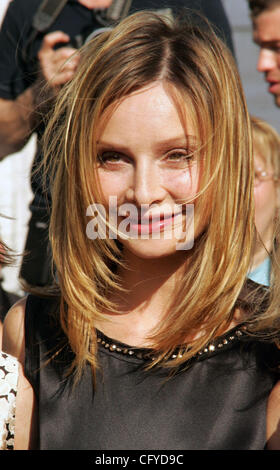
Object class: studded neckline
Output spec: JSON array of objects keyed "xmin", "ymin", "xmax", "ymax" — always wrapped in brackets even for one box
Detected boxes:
[{"xmin": 96, "ymin": 324, "xmax": 247, "ymax": 363}]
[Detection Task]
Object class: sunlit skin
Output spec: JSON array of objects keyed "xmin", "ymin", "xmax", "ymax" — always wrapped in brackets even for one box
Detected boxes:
[
  {"xmin": 253, "ymin": 7, "xmax": 280, "ymax": 106},
  {"xmin": 253, "ymin": 152, "xmax": 280, "ymax": 269},
  {"xmin": 96, "ymin": 82, "xmax": 202, "ymax": 262}
]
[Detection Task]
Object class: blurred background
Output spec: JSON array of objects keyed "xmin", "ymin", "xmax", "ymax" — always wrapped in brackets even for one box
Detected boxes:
[{"xmin": 0, "ymin": 0, "xmax": 279, "ymax": 294}]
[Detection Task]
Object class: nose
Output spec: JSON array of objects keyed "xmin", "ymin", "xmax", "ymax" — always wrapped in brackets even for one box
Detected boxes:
[
  {"xmin": 126, "ymin": 159, "xmax": 166, "ymax": 206},
  {"xmin": 257, "ymin": 48, "xmax": 277, "ymax": 72}
]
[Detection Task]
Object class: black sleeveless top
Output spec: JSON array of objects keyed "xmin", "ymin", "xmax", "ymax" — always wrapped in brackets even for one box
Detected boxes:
[{"xmin": 24, "ymin": 295, "xmax": 280, "ymax": 450}]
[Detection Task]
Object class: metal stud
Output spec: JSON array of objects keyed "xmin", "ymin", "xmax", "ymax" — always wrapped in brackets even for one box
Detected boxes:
[{"xmin": 96, "ymin": 328, "xmax": 244, "ymax": 362}]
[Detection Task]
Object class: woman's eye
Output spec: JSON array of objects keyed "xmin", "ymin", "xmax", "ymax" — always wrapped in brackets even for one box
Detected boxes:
[
  {"xmin": 98, "ymin": 152, "xmax": 123, "ymax": 165},
  {"xmin": 166, "ymin": 150, "xmax": 195, "ymax": 165},
  {"xmin": 168, "ymin": 152, "xmax": 189, "ymax": 160}
]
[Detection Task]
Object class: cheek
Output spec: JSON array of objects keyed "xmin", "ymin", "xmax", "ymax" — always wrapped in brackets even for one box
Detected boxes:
[
  {"xmin": 163, "ymin": 168, "xmax": 200, "ymax": 200},
  {"xmin": 254, "ymin": 187, "xmax": 265, "ymax": 214},
  {"xmin": 97, "ymin": 170, "xmax": 129, "ymax": 204},
  {"xmin": 254, "ymin": 184, "xmax": 274, "ymax": 213},
  {"xmin": 254, "ymin": 184, "xmax": 278, "ymax": 227}
]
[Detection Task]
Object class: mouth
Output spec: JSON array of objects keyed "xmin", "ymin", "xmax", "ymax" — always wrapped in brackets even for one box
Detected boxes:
[
  {"xmin": 266, "ymin": 79, "xmax": 280, "ymax": 94},
  {"xmin": 120, "ymin": 211, "xmax": 183, "ymax": 235}
]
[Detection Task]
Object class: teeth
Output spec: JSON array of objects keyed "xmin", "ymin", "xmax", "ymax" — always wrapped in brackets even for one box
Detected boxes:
[
  {"xmin": 147, "ymin": 213, "xmax": 175, "ymax": 220},
  {"xmin": 119, "ymin": 214, "xmax": 174, "ymax": 223}
]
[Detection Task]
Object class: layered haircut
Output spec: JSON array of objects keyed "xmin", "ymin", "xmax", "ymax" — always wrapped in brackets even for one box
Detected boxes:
[
  {"xmin": 43, "ymin": 11, "xmax": 268, "ymax": 379},
  {"xmin": 248, "ymin": 0, "xmax": 280, "ymax": 17}
]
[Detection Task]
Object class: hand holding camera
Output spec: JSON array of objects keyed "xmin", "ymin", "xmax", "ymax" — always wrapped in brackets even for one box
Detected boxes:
[{"xmin": 37, "ymin": 30, "xmax": 80, "ymax": 88}]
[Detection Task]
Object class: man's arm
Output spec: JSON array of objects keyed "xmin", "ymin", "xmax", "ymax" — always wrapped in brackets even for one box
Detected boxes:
[
  {"xmin": 0, "ymin": 89, "xmax": 34, "ymax": 159},
  {"xmin": 0, "ymin": 31, "xmax": 79, "ymax": 161}
]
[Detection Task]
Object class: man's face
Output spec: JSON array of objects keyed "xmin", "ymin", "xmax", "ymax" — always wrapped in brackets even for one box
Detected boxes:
[
  {"xmin": 253, "ymin": 6, "xmax": 280, "ymax": 106},
  {"xmin": 78, "ymin": 0, "xmax": 113, "ymax": 9}
]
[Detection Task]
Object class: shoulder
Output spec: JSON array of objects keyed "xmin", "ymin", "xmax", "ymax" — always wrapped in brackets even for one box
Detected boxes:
[
  {"xmin": 2, "ymin": 296, "xmax": 40, "ymax": 449},
  {"xmin": 3, "ymin": 0, "xmax": 38, "ymax": 17},
  {"xmin": 3, "ymin": 293, "xmax": 60, "ymax": 358},
  {"xmin": 1, "ymin": 0, "xmax": 35, "ymax": 33},
  {"xmin": 2, "ymin": 297, "xmax": 27, "ymax": 363},
  {"xmin": 0, "ymin": 285, "xmax": 20, "ymax": 334},
  {"xmin": 267, "ymin": 380, "xmax": 280, "ymax": 449}
]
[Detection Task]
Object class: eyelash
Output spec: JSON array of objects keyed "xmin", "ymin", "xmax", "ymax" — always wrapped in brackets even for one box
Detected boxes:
[
  {"xmin": 166, "ymin": 150, "xmax": 196, "ymax": 161},
  {"xmin": 97, "ymin": 152, "xmax": 123, "ymax": 164},
  {"xmin": 98, "ymin": 149, "xmax": 196, "ymax": 165}
]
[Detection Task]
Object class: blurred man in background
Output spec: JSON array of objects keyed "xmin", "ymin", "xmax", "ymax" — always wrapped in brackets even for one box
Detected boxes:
[{"xmin": 248, "ymin": 0, "xmax": 280, "ymax": 107}]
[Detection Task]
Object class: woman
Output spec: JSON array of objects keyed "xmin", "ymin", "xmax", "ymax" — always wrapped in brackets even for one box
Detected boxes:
[
  {"xmin": 3, "ymin": 11, "xmax": 280, "ymax": 450},
  {"xmin": 248, "ymin": 116, "xmax": 280, "ymax": 287}
]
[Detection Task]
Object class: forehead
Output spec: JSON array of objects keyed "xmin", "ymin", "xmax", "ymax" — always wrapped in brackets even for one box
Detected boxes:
[
  {"xmin": 253, "ymin": 6, "xmax": 280, "ymax": 43},
  {"xmin": 98, "ymin": 83, "xmax": 197, "ymax": 140}
]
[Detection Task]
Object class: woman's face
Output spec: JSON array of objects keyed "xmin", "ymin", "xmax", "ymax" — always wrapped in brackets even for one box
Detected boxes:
[
  {"xmin": 254, "ymin": 150, "xmax": 279, "ymax": 251},
  {"xmin": 95, "ymin": 82, "xmax": 202, "ymax": 259}
]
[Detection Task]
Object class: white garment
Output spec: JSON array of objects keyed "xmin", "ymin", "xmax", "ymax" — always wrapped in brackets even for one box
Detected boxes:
[{"xmin": 0, "ymin": 352, "xmax": 18, "ymax": 450}]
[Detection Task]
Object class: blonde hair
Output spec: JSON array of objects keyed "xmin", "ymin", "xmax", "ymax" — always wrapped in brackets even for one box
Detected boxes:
[
  {"xmin": 251, "ymin": 115, "xmax": 280, "ymax": 177},
  {"xmin": 250, "ymin": 115, "xmax": 280, "ymax": 334},
  {"xmin": 44, "ymin": 11, "xmax": 260, "ymax": 379}
]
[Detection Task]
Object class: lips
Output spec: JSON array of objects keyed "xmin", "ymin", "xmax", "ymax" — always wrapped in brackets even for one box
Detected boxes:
[
  {"xmin": 126, "ymin": 212, "xmax": 182, "ymax": 235},
  {"xmin": 266, "ymin": 77, "xmax": 280, "ymax": 94}
]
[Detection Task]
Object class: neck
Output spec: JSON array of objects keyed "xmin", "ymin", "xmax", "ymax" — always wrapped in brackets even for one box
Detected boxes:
[
  {"xmin": 251, "ymin": 248, "xmax": 269, "ymax": 271},
  {"xmin": 251, "ymin": 235, "xmax": 272, "ymax": 271},
  {"xmin": 95, "ymin": 250, "xmax": 187, "ymax": 346},
  {"xmin": 121, "ymin": 249, "xmax": 186, "ymax": 293}
]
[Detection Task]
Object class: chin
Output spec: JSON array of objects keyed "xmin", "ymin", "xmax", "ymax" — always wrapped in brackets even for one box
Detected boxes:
[
  {"xmin": 121, "ymin": 237, "xmax": 192, "ymax": 260},
  {"xmin": 274, "ymin": 94, "xmax": 280, "ymax": 108}
]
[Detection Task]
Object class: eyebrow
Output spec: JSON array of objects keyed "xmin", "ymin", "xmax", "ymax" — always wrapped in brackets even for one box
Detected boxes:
[
  {"xmin": 97, "ymin": 135, "xmax": 198, "ymax": 152},
  {"xmin": 254, "ymin": 38, "xmax": 280, "ymax": 48}
]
